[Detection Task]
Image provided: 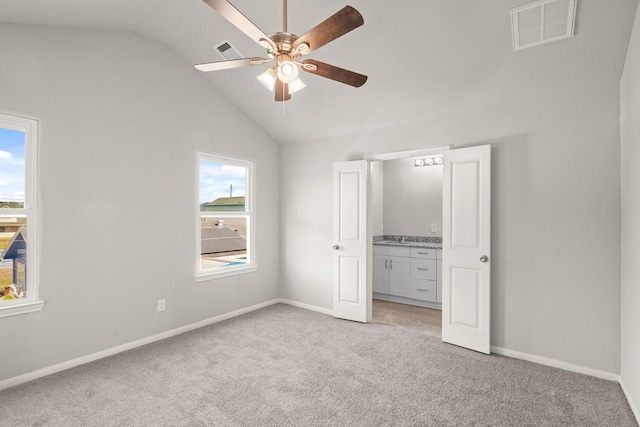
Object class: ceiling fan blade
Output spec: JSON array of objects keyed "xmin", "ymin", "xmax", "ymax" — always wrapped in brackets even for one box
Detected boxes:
[
  {"xmin": 292, "ymin": 6, "xmax": 364, "ymax": 55},
  {"xmin": 195, "ymin": 57, "xmax": 269, "ymax": 72},
  {"xmin": 301, "ymin": 59, "xmax": 367, "ymax": 88},
  {"xmin": 274, "ymin": 80, "xmax": 291, "ymax": 102},
  {"xmin": 202, "ymin": 0, "xmax": 276, "ymax": 50}
]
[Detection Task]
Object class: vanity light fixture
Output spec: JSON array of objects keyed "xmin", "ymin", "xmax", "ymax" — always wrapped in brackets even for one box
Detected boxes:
[{"xmin": 414, "ymin": 155, "xmax": 444, "ymax": 167}]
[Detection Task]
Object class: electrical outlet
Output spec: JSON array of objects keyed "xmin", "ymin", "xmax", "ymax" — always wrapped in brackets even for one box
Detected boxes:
[
  {"xmin": 431, "ymin": 224, "xmax": 437, "ymax": 233},
  {"xmin": 157, "ymin": 299, "xmax": 166, "ymax": 312}
]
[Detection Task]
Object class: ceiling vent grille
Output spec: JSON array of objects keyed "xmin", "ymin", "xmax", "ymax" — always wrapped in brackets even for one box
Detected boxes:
[
  {"xmin": 215, "ymin": 40, "xmax": 243, "ymax": 60},
  {"xmin": 511, "ymin": 0, "xmax": 577, "ymax": 51}
]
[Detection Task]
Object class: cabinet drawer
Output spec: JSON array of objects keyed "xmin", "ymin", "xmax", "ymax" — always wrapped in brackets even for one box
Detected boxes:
[
  {"xmin": 373, "ymin": 244, "xmax": 388, "ymax": 255},
  {"xmin": 409, "ymin": 278, "xmax": 437, "ymax": 302},
  {"xmin": 410, "ymin": 247, "xmax": 437, "ymax": 259},
  {"xmin": 387, "ymin": 246, "xmax": 411, "ymax": 257},
  {"xmin": 411, "ymin": 258, "xmax": 436, "ymax": 280}
]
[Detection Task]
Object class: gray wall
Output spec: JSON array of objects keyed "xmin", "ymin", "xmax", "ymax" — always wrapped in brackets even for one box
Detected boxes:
[
  {"xmin": 280, "ymin": 85, "xmax": 622, "ymax": 374},
  {"xmin": 382, "ymin": 158, "xmax": 443, "ymax": 237},
  {"xmin": 370, "ymin": 161, "xmax": 384, "ymax": 236},
  {"xmin": 0, "ymin": 25, "xmax": 280, "ymax": 382},
  {"xmin": 621, "ymin": 1, "xmax": 640, "ymax": 416}
]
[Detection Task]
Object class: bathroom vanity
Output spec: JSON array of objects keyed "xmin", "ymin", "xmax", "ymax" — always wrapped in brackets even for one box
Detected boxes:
[{"xmin": 373, "ymin": 237, "xmax": 442, "ymax": 310}]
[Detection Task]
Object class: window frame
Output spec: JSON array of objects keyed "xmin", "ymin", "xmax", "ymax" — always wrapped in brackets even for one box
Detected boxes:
[
  {"xmin": 195, "ymin": 152, "xmax": 256, "ymax": 281},
  {"xmin": 0, "ymin": 112, "xmax": 43, "ymax": 318}
]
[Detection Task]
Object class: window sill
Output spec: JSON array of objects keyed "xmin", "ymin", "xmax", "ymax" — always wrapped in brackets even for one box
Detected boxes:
[
  {"xmin": 0, "ymin": 300, "xmax": 45, "ymax": 318},
  {"xmin": 195, "ymin": 265, "xmax": 257, "ymax": 282}
]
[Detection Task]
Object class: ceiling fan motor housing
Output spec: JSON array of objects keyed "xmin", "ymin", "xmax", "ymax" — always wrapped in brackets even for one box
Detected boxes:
[{"xmin": 269, "ymin": 32, "xmax": 298, "ymax": 54}]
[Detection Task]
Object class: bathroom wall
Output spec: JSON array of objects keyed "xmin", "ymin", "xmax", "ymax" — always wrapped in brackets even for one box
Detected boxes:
[
  {"xmin": 370, "ymin": 161, "xmax": 384, "ymax": 236},
  {"xmin": 382, "ymin": 157, "xmax": 443, "ymax": 237}
]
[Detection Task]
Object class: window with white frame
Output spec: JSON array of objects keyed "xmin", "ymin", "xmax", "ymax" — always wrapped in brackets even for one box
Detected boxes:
[
  {"xmin": 196, "ymin": 152, "xmax": 255, "ymax": 280},
  {"xmin": 0, "ymin": 112, "xmax": 42, "ymax": 317}
]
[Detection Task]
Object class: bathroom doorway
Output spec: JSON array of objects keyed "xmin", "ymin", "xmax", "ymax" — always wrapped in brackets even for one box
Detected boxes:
[
  {"xmin": 334, "ymin": 144, "xmax": 491, "ymax": 353},
  {"xmin": 367, "ymin": 146, "xmax": 447, "ymax": 335}
]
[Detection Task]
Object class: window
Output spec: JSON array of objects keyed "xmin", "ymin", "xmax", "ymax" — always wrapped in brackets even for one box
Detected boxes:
[
  {"xmin": 196, "ymin": 152, "xmax": 255, "ymax": 280},
  {"xmin": 0, "ymin": 112, "xmax": 42, "ymax": 317}
]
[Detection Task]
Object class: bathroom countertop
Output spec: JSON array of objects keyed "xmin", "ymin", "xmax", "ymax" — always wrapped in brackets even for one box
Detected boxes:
[{"xmin": 373, "ymin": 240, "xmax": 442, "ymax": 250}]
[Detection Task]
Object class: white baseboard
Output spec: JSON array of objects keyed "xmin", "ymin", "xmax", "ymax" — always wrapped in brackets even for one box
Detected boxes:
[
  {"xmin": 278, "ymin": 298, "xmax": 333, "ymax": 316},
  {"xmin": 619, "ymin": 375, "xmax": 640, "ymax": 424},
  {"xmin": 491, "ymin": 345, "xmax": 619, "ymax": 381},
  {"xmin": 0, "ymin": 299, "xmax": 281, "ymax": 392}
]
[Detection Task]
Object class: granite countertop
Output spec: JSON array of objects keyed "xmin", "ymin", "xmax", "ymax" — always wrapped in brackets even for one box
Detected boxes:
[{"xmin": 373, "ymin": 240, "xmax": 442, "ymax": 249}]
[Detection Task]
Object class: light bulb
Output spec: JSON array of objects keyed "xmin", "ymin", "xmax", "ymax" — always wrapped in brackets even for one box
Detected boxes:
[
  {"xmin": 288, "ymin": 77, "xmax": 306, "ymax": 94},
  {"xmin": 257, "ymin": 68, "xmax": 277, "ymax": 91},
  {"xmin": 277, "ymin": 61, "xmax": 299, "ymax": 84}
]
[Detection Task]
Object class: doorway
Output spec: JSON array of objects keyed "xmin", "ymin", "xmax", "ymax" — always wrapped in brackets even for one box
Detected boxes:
[
  {"xmin": 333, "ymin": 144, "xmax": 491, "ymax": 353},
  {"xmin": 367, "ymin": 146, "xmax": 448, "ymax": 335}
]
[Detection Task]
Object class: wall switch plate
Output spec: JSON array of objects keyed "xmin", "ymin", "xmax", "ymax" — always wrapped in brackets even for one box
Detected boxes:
[
  {"xmin": 431, "ymin": 224, "xmax": 437, "ymax": 233},
  {"xmin": 157, "ymin": 299, "xmax": 166, "ymax": 312}
]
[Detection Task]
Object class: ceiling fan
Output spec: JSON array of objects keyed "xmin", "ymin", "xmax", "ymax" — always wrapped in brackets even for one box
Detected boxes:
[{"xmin": 195, "ymin": 0, "xmax": 368, "ymax": 102}]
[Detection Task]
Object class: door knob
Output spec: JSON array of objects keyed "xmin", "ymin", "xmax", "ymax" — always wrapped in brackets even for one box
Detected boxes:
[
  {"xmin": 332, "ymin": 245, "xmax": 340, "ymax": 250},
  {"xmin": 480, "ymin": 255, "xmax": 489, "ymax": 263}
]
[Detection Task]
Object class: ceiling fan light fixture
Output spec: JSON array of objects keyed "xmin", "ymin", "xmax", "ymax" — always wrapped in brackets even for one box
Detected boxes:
[
  {"xmin": 277, "ymin": 60, "xmax": 299, "ymax": 83},
  {"xmin": 288, "ymin": 77, "xmax": 306, "ymax": 94},
  {"xmin": 257, "ymin": 67, "xmax": 277, "ymax": 91}
]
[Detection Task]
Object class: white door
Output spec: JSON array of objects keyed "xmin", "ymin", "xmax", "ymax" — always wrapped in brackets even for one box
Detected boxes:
[
  {"xmin": 442, "ymin": 145, "xmax": 491, "ymax": 354},
  {"xmin": 333, "ymin": 160, "xmax": 371, "ymax": 322}
]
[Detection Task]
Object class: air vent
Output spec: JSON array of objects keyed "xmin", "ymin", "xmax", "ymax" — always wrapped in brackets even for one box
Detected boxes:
[
  {"xmin": 511, "ymin": 0, "xmax": 577, "ymax": 51},
  {"xmin": 215, "ymin": 40, "xmax": 243, "ymax": 60}
]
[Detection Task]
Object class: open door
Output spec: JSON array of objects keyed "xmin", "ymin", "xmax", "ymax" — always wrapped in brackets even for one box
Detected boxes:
[
  {"xmin": 333, "ymin": 160, "xmax": 371, "ymax": 322},
  {"xmin": 442, "ymin": 145, "xmax": 491, "ymax": 354}
]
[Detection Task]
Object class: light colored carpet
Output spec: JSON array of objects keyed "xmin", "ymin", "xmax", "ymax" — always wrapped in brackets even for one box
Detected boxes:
[{"xmin": 0, "ymin": 303, "xmax": 636, "ymax": 426}]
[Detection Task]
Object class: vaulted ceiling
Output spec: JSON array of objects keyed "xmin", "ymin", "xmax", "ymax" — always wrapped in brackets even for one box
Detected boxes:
[{"xmin": 1, "ymin": 0, "xmax": 638, "ymax": 143}]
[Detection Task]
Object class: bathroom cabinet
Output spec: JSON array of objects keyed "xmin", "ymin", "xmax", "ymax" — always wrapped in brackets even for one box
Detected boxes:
[{"xmin": 373, "ymin": 244, "xmax": 441, "ymax": 305}]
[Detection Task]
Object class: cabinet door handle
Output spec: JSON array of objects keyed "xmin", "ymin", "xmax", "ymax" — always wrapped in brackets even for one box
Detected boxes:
[
  {"xmin": 390, "ymin": 259, "xmax": 393, "ymax": 269},
  {"xmin": 385, "ymin": 259, "xmax": 387, "ymax": 269},
  {"xmin": 417, "ymin": 252, "xmax": 430, "ymax": 255},
  {"xmin": 417, "ymin": 289, "xmax": 430, "ymax": 292},
  {"xmin": 417, "ymin": 268, "xmax": 430, "ymax": 271}
]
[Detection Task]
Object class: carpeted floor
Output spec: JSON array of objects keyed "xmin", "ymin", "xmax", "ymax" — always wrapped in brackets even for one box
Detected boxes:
[{"xmin": 0, "ymin": 303, "xmax": 637, "ymax": 426}]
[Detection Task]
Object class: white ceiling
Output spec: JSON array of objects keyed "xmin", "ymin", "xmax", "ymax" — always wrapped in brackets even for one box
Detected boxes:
[{"xmin": 1, "ymin": 0, "xmax": 637, "ymax": 144}]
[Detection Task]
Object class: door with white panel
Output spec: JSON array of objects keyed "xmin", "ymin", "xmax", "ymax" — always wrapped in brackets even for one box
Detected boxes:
[
  {"xmin": 332, "ymin": 160, "xmax": 371, "ymax": 322},
  {"xmin": 442, "ymin": 145, "xmax": 491, "ymax": 354}
]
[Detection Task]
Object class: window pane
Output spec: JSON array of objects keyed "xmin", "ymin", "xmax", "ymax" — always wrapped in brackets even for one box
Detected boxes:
[
  {"xmin": 199, "ymin": 160, "xmax": 247, "ymax": 212},
  {"xmin": 0, "ymin": 127, "xmax": 26, "ymax": 209},
  {"xmin": 200, "ymin": 217, "xmax": 247, "ymax": 269},
  {"xmin": 0, "ymin": 217, "xmax": 27, "ymax": 300}
]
